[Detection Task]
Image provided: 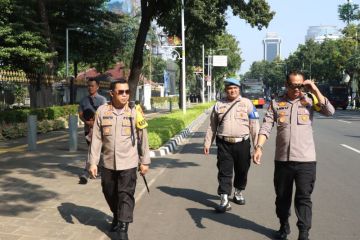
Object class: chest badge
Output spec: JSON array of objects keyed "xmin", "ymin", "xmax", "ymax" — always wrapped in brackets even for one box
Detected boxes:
[
  {"xmin": 278, "ymin": 102, "xmax": 287, "ymax": 107},
  {"xmin": 279, "ymin": 116, "xmax": 286, "ymax": 123}
]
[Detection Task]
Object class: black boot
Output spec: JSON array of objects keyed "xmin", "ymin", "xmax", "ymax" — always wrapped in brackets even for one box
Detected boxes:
[
  {"xmin": 276, "ymin": 221, "xmax": 290, "ymax": 240},
  {"xmin": 117, "ymin": 222, "xmax": 129, "ymax": 240},
  {"xmin": 110, "ymin": 214, "xmax": 118, "ymax": 232},
  {"xmin": 298, "ymin": 230, "xmax": 309, "ymax": 240}
]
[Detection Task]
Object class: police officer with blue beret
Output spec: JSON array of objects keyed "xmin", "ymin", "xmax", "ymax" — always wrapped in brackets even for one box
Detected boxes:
[{"xmin": 204, "ymin": 78, "xmax": 260, "ymax": 212}]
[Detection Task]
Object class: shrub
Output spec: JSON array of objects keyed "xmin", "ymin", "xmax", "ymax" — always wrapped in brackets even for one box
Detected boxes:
[{"xmin": 147, "ymin": 102, "xmax": 213, "ymax": 149}]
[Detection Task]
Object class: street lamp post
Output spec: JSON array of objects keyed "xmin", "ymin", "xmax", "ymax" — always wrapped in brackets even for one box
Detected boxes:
[
  {"xmin": 202, "ymin": 44, "xmax": 205, "ymax": 103},
  {"xmin": 66, "ymin": 27, "xmax": 81, "ymax": 104},
  {"xmin": 181, "ymin": 0, "xmax": 186, "ymax": 113}
]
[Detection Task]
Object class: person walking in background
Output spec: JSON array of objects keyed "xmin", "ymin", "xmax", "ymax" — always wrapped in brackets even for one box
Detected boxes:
[
  {"xmin": 253, "ymin": 70, "xmax": 335, "ymax": 240},
  {"xmin": 204, "ymin": 78, "xmax": 260, "ymax": 213},
  {"xmin": 88, "ymin": 79, "xmax": 150, "ymax": 240},
  {"xmin": 78, "ymin": 78, "xmax": 107, "ymax": 184}
]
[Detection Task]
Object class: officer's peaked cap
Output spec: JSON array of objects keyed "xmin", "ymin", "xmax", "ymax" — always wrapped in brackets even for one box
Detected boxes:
[{"xmin": 224, "ymin": 78, "xmax": 240, "ymax": 87}]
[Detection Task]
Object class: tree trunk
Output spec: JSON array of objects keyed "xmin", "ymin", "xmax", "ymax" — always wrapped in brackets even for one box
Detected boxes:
[
  {"xmin": 37, "ymin": 0, "xmax": 58, "ymax": 72},
  {"xmin": 128, "ymin": 0, "xmax": 155, "ymax": 101}
]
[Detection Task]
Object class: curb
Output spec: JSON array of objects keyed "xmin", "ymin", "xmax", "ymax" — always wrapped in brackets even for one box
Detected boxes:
[{"xmin": 150, "ymin": 108, "xmax": 211, "ymax": 158}]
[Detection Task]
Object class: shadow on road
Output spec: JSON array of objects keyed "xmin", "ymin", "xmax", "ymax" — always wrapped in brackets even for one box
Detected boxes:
[
  {"xmin": 0, "ymin": 176, "xmax": 58, "ymax": 216},
  {"xmin": 158, "ymin": 186, "xmax": 276, "ymax": 239},
  {"xmin": 150, "ymin": 158, "xmax": 200, "ymax": 170},
  {"xmin": 58, "ymin": 202, "xmax": 117, "ymax": 239}
]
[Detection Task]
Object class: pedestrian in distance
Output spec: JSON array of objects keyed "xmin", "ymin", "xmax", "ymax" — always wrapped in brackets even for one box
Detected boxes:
[
  {"xmin": 204, "ymin": 78, "xmax": 260, "ymax": 213},
  {"xmin": 253, "ymin": 70, "xmax": 335, "ymax": 240},
  {"xmin": 78, "ymin": 78, "xmax": 107, "ymax": 184},
  {"xmin": 88, "ymin": 79, "xmax": 150, "ymax": 240}
]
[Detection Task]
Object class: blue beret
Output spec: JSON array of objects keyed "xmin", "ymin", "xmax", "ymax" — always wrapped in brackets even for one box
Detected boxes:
[{"xmin": 224, "ymin": 78, "xmax": 240, "ymax": 87}]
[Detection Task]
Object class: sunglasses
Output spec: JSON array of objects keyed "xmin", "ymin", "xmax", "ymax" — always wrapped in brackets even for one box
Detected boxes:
[
  {"xmin": 287, "ymin": 83, "xmax": 304, "ymax": 90},
  {"xmin": 113, "ymin": 89, "xmax": 130, "ymax": 95}
]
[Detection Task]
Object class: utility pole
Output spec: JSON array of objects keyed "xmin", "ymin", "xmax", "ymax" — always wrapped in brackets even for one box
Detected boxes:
[
  {"xmin": 202, "ymin": 44, "xmax": 205, "ymax": 103},
  {"xmin": 181, "ymin": 0, "xmax": 186, "ymax": 113}
]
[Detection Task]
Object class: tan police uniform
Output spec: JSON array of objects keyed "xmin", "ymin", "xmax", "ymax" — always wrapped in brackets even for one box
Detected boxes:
[
  {"xmin": 259, "ymin": 93, "xmax": 335, "ymax": 162},
  {"xmin": 258, "ymin": 93, "xmax": 334, "ymax": 233},
  {"xmin": 89, "ymin": 103, "xmax": 150, "ymax": 169},
  {"xmin": 204, "ymin": 96, "xmax": 260, "ymax": 196},
  {"xmin": 88, "ymin": 102, "xmax": 150, "ymax": 224}
]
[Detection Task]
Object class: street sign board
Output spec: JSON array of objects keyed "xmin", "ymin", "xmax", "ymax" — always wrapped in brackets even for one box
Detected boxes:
[{"xmin": 213, "ymin": 55, "xmax": 228, "ymax": 67}]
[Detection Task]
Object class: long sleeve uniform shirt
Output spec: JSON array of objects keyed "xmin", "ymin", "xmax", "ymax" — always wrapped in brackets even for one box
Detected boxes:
[
  {"xmin": 88, "ymin": 103, "xmax": 151, "ymax": 170},
  {"xmin": 259, "ymin": 94, "xmax": 335, "ymax": 162},
  {"xmin": 204, "ymin": 96, "xmax": 260, "ymax": 148}
]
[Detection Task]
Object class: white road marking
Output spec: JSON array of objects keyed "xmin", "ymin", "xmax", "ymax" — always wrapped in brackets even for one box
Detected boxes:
[
  {"xmin": 341, "ymin": 144, "xmax": 360, "ymax": 154},
  {"xmin": 338, "ymin": 120, "xmax": 352, "ymax": 124}
]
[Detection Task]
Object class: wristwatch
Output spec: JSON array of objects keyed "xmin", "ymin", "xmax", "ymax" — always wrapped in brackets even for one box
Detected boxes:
[{"xmin": 255, "ymin": 144, "xmax": 263, "ymax": 151}]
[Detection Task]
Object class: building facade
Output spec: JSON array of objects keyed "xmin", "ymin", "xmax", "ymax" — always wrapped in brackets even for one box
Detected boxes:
[
  {"xmin": 263, "ymin": 32, "xmax": 281, "ymax": 61},
  {"xmin": 305, "ymin": 25, "xmax": 342, "ymax": 43}
]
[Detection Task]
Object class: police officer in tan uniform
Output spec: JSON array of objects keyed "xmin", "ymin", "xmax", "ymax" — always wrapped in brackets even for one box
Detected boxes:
[
  {"xmin": 204, "ymin": 78, "xmax": 259, "ymax": 213},
  {"xmin": 253, "ymin": 70, "xmax": 335, "ymax": 240},
  {"xmin": 88, "ymin": 79, "xmax": 150, "ymax": 240}
]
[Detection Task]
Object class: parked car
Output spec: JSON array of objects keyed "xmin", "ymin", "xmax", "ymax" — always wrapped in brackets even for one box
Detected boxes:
[{"xmin": 319, "ymin": 84, "xmax": 349, "ymax": 110}]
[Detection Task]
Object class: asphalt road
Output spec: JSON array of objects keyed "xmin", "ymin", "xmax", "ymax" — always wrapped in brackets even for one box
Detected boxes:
[{"xmin": 131, "ymin": 108, "xmax": 360, "ymax": 240}]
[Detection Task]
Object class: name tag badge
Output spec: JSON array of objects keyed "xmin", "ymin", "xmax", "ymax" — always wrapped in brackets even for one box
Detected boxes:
[{"xmin": 102, "ymin": 119, "xmax": 113, "ymax": 126}]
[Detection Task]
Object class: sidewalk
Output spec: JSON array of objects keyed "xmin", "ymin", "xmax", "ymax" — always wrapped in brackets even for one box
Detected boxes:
[{"xmin": 0, "ymin": 106, "xmax": 206, "ymax": 240}]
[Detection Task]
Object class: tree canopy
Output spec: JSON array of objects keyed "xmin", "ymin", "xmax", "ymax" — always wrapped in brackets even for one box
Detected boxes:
[{"xmin": 128, "ymin": 0, "xmax": 275, "ymax": 103}]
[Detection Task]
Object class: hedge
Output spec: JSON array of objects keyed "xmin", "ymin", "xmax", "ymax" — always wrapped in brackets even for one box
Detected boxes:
[
  {"xmin": 147, "ymin": 102, "xmax": 213, "ymax": 149},
  {"xmin": 0, "ymin": 105, "xmax": 78, "ymax": 124}
]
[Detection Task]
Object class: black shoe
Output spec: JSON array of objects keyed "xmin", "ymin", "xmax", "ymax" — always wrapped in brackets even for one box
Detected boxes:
[
  {"xmin": 215, "ymin": 202, "xmax": 231, "ymax": 213},
  {"xmin": 276, "ymin": 222, "xmax": 290, "ymax": 240},
  {"xmin": 110, "ymin": 215, "xmax": 118, "ymax": 232},
  {"xmin": 233, "ymin": 189, "xmax": 246, "ymax": 205},
  {"xmin": 298, "ymin": 230, "xmax": 309, "ymax": 240},
  {"xmin": 79, "ymin": 175, "xmax": 88, "ymax": 184},
  {"xmin": 215, "ymin": 194, "xmax": 231, "ymax": 213},
  {"xmin": 117, "ymin": 222, "xmax": 129, "ymax": 240}
]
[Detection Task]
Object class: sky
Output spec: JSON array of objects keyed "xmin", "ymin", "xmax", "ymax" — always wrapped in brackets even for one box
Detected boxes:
[{"xmin": 226, "ymin": 0, "xmax": 353, "ymax": 74}]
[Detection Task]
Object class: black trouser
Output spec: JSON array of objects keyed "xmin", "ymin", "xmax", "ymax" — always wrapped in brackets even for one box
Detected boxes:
[
  {"xmin": 101, "ymin": 167, "xmax": 137, "ymax": 223},
  {"xmin": 274, "ymin": 161, "xmax": 316, "ymax": 231},
  {"xmin": 216, "ymin": 137, "xmax": 251, "ymax": 195}
]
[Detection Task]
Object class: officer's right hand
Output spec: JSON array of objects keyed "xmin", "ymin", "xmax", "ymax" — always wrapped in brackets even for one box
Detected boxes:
[
  {"xmin": 88, "ymin": 164, "xmax": 98, "ymax": 178},
  {"xmin": 204, "ymin": 147, "xmax": 210, "ymax": 155},
  {"xmin": 253, "ymin": 149, "xmax": 262, "ymax": 165}
]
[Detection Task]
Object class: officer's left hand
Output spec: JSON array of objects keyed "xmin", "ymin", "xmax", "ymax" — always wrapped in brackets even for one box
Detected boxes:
[
  {"xmin": 139, "ymin": 164, "xmax": 149, "ymax": 175},
  {"xmin": 253, "ymin": 149, "xmax": 262, "ymax": 165},
  {"xmin": 303, "ymin": 79, "xmax": 318, "ymax": 93}
]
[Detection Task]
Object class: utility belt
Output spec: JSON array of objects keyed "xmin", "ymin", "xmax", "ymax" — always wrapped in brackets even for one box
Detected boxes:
[{"xmin": 217, "ymin": 135, "xmax": 249, "ymax": 143}]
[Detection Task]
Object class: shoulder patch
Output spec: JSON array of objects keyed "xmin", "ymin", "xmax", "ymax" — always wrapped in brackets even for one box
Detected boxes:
[
  {"xmin": 136, "ymin": 106, "xmax": 148, "ymax": 129},
  {"xmin": 248, "ymin": 106, "xmax": 259, "ymax": 119}
]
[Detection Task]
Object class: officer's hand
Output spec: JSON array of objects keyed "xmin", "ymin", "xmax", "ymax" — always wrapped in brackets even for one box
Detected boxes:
[
  {"xmin": 303, "ymin": 79, "xmax": 318, "ymax": 93},
  {"xmin": 88, "ymin": 164, "xmax": 98, "ymax": 178},
  {"xmin": 253, "ymin": 149, "xmax": 262, "ymax": 165},
  {"xmin": 204, "ymin": 147, "xmax": 210, "ymax": 155},
  {"xmin": 139, "ymin": 164, "xmax": 149, "ymax": 175}
]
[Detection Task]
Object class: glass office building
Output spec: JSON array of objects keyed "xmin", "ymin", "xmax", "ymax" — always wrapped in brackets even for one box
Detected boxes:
[
  {"xmin": 263, "ymin": 32, "xmax": 281, "ymax": 62},
  {"xmin": 305, "ymin": 25, "xmax": 342, "ymax": 43}
]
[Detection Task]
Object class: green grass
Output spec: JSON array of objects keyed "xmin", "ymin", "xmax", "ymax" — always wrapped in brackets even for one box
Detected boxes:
[{"xmin": 147, "ymin": 102, "xmax": 214, "ymax": 149}]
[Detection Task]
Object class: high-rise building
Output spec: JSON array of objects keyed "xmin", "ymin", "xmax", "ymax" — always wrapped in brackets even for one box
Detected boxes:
[
  {"xmin": 107, "ymin": 0, "xmax": 140, "ymax": 16},
  {"xmin": 305, "ymin": 25, "xmax": 342, "ymax": 43},
  {"xmin": 263, "ymin": 32, "xmax": 281, "ymax": 61}
]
